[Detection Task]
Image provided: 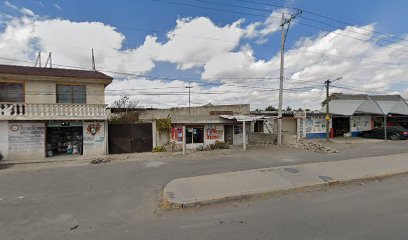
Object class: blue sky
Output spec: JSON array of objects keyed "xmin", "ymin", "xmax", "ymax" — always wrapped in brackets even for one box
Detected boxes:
[{"xmin": 1, "ymin": 0, "xmax": 408, "ymax": 109}]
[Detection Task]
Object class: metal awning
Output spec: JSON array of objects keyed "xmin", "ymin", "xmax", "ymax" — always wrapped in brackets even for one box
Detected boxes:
[
  {"xmin": 320, "ymin": 94, "xmax": 408, "ymax": 116},
  {"xmin": 219, "ymin": 115, "xmax": 271, "ymax": 122}
]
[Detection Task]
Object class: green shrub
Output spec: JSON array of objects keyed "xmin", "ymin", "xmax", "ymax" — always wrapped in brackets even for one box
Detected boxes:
[
  {"xmin": 197, "ymin": 141, "xmax": 230, "ymax": 151},
  {"xmin": 152, "ymin": 146, "xmax": 166, "ymax": 153}
]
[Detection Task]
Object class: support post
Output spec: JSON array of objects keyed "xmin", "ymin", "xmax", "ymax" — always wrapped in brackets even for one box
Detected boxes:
[
  {"xmin": 325, "ymin": 80, "xmax": 331, "ymax": 142},
  {"xmin": 243, "ymin": 121, "xmax": 247, "ymax": 151},
  {"xmin": 384, "ymin": 114, "xmax": 387, "ymax": 142},
  {"xmin": 182, "ymin": 125, "xmax": 186, "ymax": 155}
]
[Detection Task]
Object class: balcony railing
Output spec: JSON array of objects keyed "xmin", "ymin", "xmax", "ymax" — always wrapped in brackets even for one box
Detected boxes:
[{"xmin": 0, "ymin": 102, "xmax": 107, "ymax": 120}]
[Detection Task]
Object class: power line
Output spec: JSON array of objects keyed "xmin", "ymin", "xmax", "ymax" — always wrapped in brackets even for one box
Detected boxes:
[
  {"xmin": 148, "ymin": 0, "xmax": 408, "ymax": 54},
  {"xmin": 197, "ymin": 0, "xmax": 408, "ymax": 49},
  {"xmin": 233, "ymin": 0, "xmax": 408, "ymax": 45}
]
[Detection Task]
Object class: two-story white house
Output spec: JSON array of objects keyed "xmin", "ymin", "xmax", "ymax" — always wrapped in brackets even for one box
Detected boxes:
[{"xmin": 0, "ymin": 64, "xmax": 113, "ymax": 162}]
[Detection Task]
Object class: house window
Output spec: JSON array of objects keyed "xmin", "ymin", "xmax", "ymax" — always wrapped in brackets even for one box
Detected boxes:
[
  {"xmin": 185, "ymin": 127, "xmax": 204, "ymax": 144},
  {"xmin": 0, "ymin": 82, "xmax": 24, "ymax": 102},
  {"xmin": 57, "ymin": 85, "xmax": 86, "ymax": 104}
]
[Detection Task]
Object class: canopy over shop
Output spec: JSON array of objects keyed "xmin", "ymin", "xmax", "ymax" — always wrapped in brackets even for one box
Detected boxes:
[
  {"xmin": 219, "ymin": 115, "xmax": 271, "ymax": 150},
  {"xmin": 322, "ymin": 94, "xmax": 408, "ymax": 141}
]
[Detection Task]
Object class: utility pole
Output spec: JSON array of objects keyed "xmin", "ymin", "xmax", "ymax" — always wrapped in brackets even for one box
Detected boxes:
[
  {"xmin": 186, "ymin": 86, "xmax": 193, "ymax": 115},
  {"xmin": 277, "ymin": 10, "xmax": 302, "ymax": 146},
  {"xmin": 324, "ymin": 77, "xmax": 342, "ymax": 142}
]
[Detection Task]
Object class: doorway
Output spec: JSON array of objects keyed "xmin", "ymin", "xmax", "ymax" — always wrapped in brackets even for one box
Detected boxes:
[
  {"xmin": 224, "ymin": 125, "xmax": 234, "ymax": 144},
  {"xmin": 108, "ymin": 123, "xmax": 153, "ymax": 154},
  {"xmin": 332, "ymin": 117, "xmax": 350, "ymax": 137}
]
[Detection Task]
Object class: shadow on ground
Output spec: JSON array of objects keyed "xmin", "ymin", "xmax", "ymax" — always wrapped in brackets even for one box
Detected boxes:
[{"xmin": 0, "ymin": 163, "xmax": 15, "ymax": 170}]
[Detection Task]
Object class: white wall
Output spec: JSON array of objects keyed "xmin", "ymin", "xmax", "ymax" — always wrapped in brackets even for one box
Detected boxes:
[
  {"xmin": 232, "ymin": 123, "xmax": 249, "ymax": 145},
  {"xmin": 0, "ymin": 121, "xmax": 8, "ymax": 160},
  {"xmin": 7, "ymin": 122, "xmax": 45, "ymax": 161},
  {"xmin": 83, "ymin": 121, "xmax": 106, "ymax": 156},
  {"xmin": 350, "ymin": 115, "xmax": 371, "ymax": 132}
]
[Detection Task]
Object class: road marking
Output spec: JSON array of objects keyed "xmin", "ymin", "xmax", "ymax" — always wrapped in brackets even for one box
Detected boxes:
[{"xmin": 16, "ymin": 196, "xmax": 24, "ymax": 199}]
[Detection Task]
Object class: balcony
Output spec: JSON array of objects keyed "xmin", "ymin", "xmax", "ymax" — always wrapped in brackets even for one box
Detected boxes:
[{"xmin": 0, "ymin": 102, "xmax": 107, "ymax": 120}]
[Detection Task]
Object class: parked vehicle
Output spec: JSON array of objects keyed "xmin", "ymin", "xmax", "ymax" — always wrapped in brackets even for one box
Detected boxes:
[{"xmin": 361, "ymin": 126, "xmax": 408, "ymax": 140}]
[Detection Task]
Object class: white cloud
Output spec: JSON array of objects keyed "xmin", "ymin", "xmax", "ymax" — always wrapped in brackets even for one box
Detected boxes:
[
  {"xmin": 0, "ymin": 5, "xmax": 407, "ymax": 110},
  {"xmin": 152, "ymin": 17, "xmax": 244, "ymax": 70}
]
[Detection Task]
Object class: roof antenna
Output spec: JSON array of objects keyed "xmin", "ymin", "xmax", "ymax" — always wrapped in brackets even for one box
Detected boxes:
[
  {"xmin": 34, "ymin": 51, "xmax": 42, "ymax": 67},
  {"xmin": 44, "ymin": 52, "xmax": 52, "ymax": 68},
  {"xmin": 91, "ymin": 48, "xmax": 96, "ymax": 71}
]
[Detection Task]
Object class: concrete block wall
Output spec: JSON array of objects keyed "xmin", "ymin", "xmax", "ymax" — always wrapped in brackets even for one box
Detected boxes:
[
  {"xmin": 139, "ymin": 104, "xmax": 250, "ymax": 121},
  {"xmin": 248, "ymin": 132, "xmax": 277, "ymax": 145}
]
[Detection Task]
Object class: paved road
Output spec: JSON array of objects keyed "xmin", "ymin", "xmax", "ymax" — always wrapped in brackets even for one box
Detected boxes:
[{"xmin": 0, "ymin": 141, "xmax": 408, "ymax": 239}]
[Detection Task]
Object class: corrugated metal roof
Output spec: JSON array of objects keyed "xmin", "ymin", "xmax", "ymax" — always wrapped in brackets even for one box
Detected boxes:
[{"xmin": 321, "ymin": 94, "xmax": 408, "ymax": 115}]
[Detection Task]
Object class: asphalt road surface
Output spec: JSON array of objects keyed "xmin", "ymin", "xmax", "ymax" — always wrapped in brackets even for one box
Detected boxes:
[{"xmin": 1, "ymin": 141, "xmax": 408, "ymax": 239}]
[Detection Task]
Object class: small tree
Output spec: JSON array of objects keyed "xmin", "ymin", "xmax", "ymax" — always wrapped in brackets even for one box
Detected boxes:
[
  {"xmin": 111, "ymin": 95, "xmax": 139, "ymax": 109},
  {"xmin": 109, "ymin": 96, "xmax": 141, "ymax": 124},
  {"xmin": 286, "ymin": 106, "xmax": 292, "ymax": 111}
]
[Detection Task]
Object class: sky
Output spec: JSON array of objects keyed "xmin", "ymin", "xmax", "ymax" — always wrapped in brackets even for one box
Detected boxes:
[{"xmin": 0, "ymin": 0, "xmax": 408, "ymax": 110}]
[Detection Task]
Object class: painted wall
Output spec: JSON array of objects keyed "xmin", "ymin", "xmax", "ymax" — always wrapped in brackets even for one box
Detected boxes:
[
  {"xmin": 204, "ymin": 124, "xmax": 224, "ymax": 145},
  {"xmin": 305, "ymin": 115, "xmax": 332, "ymax": 139},
  {"xmin": 350, "ymin": 115, "xmax": 372, "ymax": 136},
  {"xmin": 0, "ymin": 121, "xmax": 8, "ymax": 160},
  {"xmin": 264, "ymin": 119, "xmax": 274, "ymax": 134},
  {"xmin": 7, "ymin": 122, "xmax": 45, "ymax": 161},
  {"xmin": 83, "ymin": 121, "xmax": 106, "ymax": 156}
]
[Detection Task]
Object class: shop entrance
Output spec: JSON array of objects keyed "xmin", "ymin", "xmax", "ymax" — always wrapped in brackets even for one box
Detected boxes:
[
  {"xmin": 224, "ymin": 125, "xmax": 234, "ymax": 144},
  {"xmin": 46, "ymin": 122, "xmax": 83, "ymax": 157},
  {"xmin": 332, "ymin": 117, "xmax": 350, "ymax": 137}
]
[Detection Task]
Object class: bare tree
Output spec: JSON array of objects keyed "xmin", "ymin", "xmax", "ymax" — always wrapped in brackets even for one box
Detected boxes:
[{"xmin": 111, "ymin": 96, "xmax": 139, "ymax": 108}]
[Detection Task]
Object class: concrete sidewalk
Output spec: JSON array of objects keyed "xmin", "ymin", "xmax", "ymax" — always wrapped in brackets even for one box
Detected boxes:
[{"xmin": 163, "ymin": 153, "xmax": 408, "ymax": 208}]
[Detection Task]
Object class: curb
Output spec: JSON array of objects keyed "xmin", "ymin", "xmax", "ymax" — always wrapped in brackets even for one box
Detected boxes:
[{"xmin": 162, "ymin": 171, "xmax": 408, "ymax": 209}]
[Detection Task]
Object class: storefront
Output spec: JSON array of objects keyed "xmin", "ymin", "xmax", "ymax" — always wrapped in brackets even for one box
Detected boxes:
[
  {"xmin": 46, "ymin": 121, "xmax": 83, "ymax": 157},
  {"xmin": 171, "ymin": 123, "xmax": 225, "ymax": 150}
]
